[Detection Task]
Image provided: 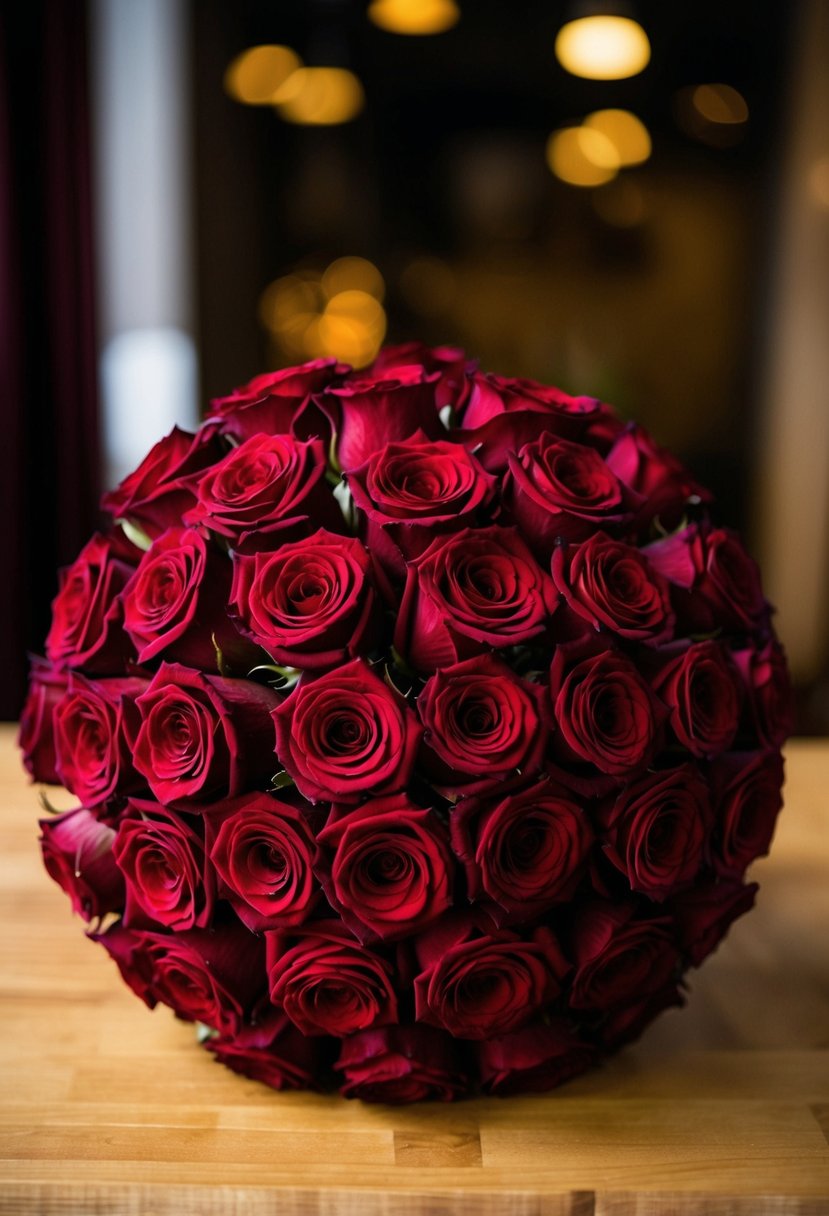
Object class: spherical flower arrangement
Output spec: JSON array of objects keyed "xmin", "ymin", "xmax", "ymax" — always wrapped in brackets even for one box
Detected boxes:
[{"xmin": 20, "ymin": 343, "xmax": 793, "ymax": 1103}]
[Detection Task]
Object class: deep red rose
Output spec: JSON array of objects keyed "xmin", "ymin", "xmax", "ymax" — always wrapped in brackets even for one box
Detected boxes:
[
  {"xmin": 39, "ymin": 807, "xmax": 125, "ymax": 921},
  {"xmin": 370, "ymin": 342, "xmax": 476, "ymax": 412},
  {"xmin": 272, "ymin": 658, "xmax": 421, "ymax": 804},
  {"xmin": 733, "ymin": 639, "xmax": 795, "ymax": 749},
  {"xmin": 597, "ymin": 984, "xmax": 685, "ymax": 1050},
  {"xmin": 710, "ymin": 751, "xmax": 784, "ymax": 876},
  {"xmin": 569, "ymin": 901, "xmax": 680, "ymax": 1010},
  {"xmin": 552, "ymin": 534, "xmax": 674, "ymax": 644},
  {"xmin": 205, "ymin": 792, "xmax": 322, "ymax": 932},
  {"xmin": 597, "ymin": 766, "xmax": 710, "ymax": 901},
  {"xmin": 133, "ymin": 662, "xmax": 281, "ymax": 807},
  {"xmin": 550, "ymin": 638, "xmax": 664, "ymax": 778},
  {"xmin": 101, "ymin": 426, "xmax": 225, "ymax": 540},
  {"xmin": 477, "ymin": 1018, "xmax": 595, "ymax": 1096},
  {"xmin": 18, "ymin": 658, "xmax": 68, "ymax": 784},
  {"xmin": 266, "ymin": 921, "xmax": 398, "ymax": 1036},
  {"xmin": 205, "ymin": 358, "xmax": 347, "ymax": 443},
  {"xmin": 644, "ymin": 524, "xmax": 767, "ymax": 632},
  {"xmin": 450, "ymin": 777, "xmax": 594, "ymax": 922},
  {"xmin": 113, "ymin": 800, "xmax": 214, "ymax": 930},
  {"xmin": 413, "ymin": 914, "xmax": 569, "ymax": 1039},
  {"xmin": 605, "ymin": 423, "xmax": 711, "ymax": 527},
  {"xmin": 53, "ymin": 675, "xmax": 147, "ymax": 807},
  {"xmin": 347, "ymin": 433, "xmax": 495, "ymax": 578},
  {"xmin": 652, "ymin": 640, "xmax": 742, "ymax": 757},
  {"xmin": 45, "ymin": 533, "xmax": 137, "ymax": 672},
  {"xmin": 417, "ymin": 654, "xmax": 549, "ymax": 796},
  {"xmin": 504, "ymin": 433, "xmax": 633, "ymax": 555},
  {"xmin": 207, "ymin": 1000, "xmax": 327, "ymax": 1091},
  {"xmin": 395, "ymin": 526, "xmax": 558, "ymax": 673},
  {"xmin": 670, "ymin": 877, "xmax": 758, "ymax": 967},
  {"xmin": 230, "ymin": 529, "xmax": 379, "ymax": 670},
  {"xmin": 317, "ymin": 795, "xmax": 454, "ymax": 942},
  {"xmin": 321, "ymin": 364, "xmax": 443, "ymax": 472},
  {"xmin": 336, "ymin": 1024, "xmax": 467, "ymax": 1103}
]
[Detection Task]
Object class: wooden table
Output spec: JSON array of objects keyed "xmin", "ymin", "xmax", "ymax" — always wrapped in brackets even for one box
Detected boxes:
[{"xmin": 0, "ymin": 724, "xmax": 827, "ymax": 1214}]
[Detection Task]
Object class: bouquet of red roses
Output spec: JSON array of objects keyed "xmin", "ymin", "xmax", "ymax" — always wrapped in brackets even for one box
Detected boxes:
[{"xmin": 20, "ymin": 344, "xmax": 792, "ymax": 1102}]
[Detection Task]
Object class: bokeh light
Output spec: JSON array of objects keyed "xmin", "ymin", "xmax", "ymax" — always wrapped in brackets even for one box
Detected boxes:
[
  {"xmin": 368, "ymin": 0, "xmax": 460, "ymax": 36},
  {"xmin": 554, "ymin": 16, "xmax": 651, "ymax": 81},
  {"xmin": 224, "ymin": 45, "xmax": 302, "ymax": 105},
  {"xmin": 274, "ymin": 67, "xmax": 365, "ymax": 126},
  {"xmin": 322, "ymin": 256, "xmax": 385, "ymax": 302},
  {"xmin": 675, "ymin": 84, "xmax": 749, "ymax": 147},
  {"xmin": 692, "ymin": 83, "xmax": 749, "ymax": 125},
  {"xmin": 584, "ymin": 109, "xmax": 652, "ymax": 167},
  {"xmin": 546, "ymin": 126, "xmax": 620, "ymax": 188}
]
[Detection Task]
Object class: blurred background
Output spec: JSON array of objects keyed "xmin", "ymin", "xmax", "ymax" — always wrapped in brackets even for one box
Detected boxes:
[{"xmin": 1, "ymin": 0, "xmax": 827, "ymax": 728}]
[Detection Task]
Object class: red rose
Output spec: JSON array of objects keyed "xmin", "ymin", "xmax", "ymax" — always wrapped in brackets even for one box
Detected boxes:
[
  {"xmin": 205, "ymin": 793, "xmax": 322, "ymax": 932},
  {"xmin": 569, "ymin": 901, "xmax": 680, "ymax": 1010},
  {"xmin": 18, "ymin": 658, "xmax": 68, "ymax": 784},
  {"xmin": 597, "ymin": 984, "xmax": 685, "ymax": 1050},
  {"xmin": 549, "ymin": 638, "xmax": 663, "ymax": 778},
  {"xmin": 207, "ymin": 1000, "xmax": 327, "ymax": 1091},
  {"xmin": 552, "ymin": 534, "xmax": 674, "ymax": 644},
  {"xmin": 417, "ymin": 654, "xmax": 549, "ymax": 796},
  {"xmin": 266, "ymin": 921, "xmax": 398, "ymax": 1036},
  {"xmin": 39, "ymin": 807, "xmax": 125, "ymax": 921},
  {"xmin": 652, "ymin": 640, "xmax": 742, "ymax": 757},
  {"xmin": 113, "ymin": 800, "xmax": 214, "ymax": 930},
  {"xmin": 413, "ymin": 913, "xmax": 569, "ymax": 1039},
  {"xmin": 450, "ymin": 777, "xmax": 594, "ymax": 922},
  {"xmin": 45, "ymin": 533, "xmax": 137, "ymax": 672},
  {"xmin": 101, "ymin": 426, "xmax": 225, "ymax": 540},
  {"xmin": 230, "ymin": 529, "xmax": 379, "ymax": 670},
  {"xmin": 504, "ymin": 433, "xmax": 633, "ymax": 555},
  {"xmin": 321, "ymin": 364, "xmax": 443, "ymax": 472},
  {"xmin": 711, "ymin": 751, "xmax": 784, "ymax": 876},
  {"xmin": 336, "ymin": 1025, "xmax": 466, "ymax": 1103},
  {"xmin": 205, "ymin": 358, "xmax": 346, "ymax": 444},
  {"xmin": 733, "ymin": 639, "xmax": 795, "ymax": 749},
  {"xmin": 605, "ymin": 423, "xmax": 710, "ymax": 527},
  {"xmin": 133, "ymin": 662, "xmax": 281, "ymax": 807},
  {"xmin": 272, "ymin": 658, "xmax": 421, "ymax": 804},
  {"xmin": 597, "ymin": 766, "xmax": 710, "ymax": 901},
  {"xmin": 476, "ymin": 1018, "xmax": 595, "ymax": 1096},
  {"xmin": 670, "ymin": 877, "xmax": 758, "ymax": 967},
  {"xmin": 370, "ymin": 342, "xmax": 476, "ymax": 412},
  {"xmin": 122, "ymin": 526, "xmax": 255, "ymax": 672},
  {"xmin": 395, "ymin": 526, "xmax": 558, "ymax": 673},
  {"xmin": 53, "ymin": 675, "xmax": 147, "ymax": 807},
  {"xmin": 317, "ymin": 795, "xmax": 454, "ymax": 941},
  {"xmin": 347, "ymin": 433, "xmax": 495, "ymax": 578},
  {"xmin": 644, "ymin": 524, "xmax": 767, "ymax": 632}
]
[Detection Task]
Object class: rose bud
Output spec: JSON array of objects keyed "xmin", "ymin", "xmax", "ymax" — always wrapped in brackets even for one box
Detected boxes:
[
  {"xmin": 605, "ymin": 423, "xmax": 711, "ymax": 529},
  {"xmin": 733, "ymin": 639, "xmax": 795, "ymax": 750},
  {"xmin": 569, "ymin": 900, "xmax": 680, "ymax": 1010},
  {"xmin": 450, "ymin": 777, "xmax": 594, "ymax": 923},
  {"xmin": 204, "ymin": 358, "xmax": 347, "ymax": 444},
  {"xmin": 597, "ymin": 766, "xmax": 710, "ymax": 901},
  {"xmin": 551, "ymin": 534, "xmax": 674, "ymax": 644},
  {"xmin": 670, "ymin": 877, "xmax": 758, "ymax": 967},
  {"xmin": 18, "ymin": 658, "xmax": 69, "ymax": 784},
  {"xmin": 644, "ymin": 524, "xmax": 767, "ymax": 633},
  {"xmin": 395, "ymin": 526, "xmax": 558, "ymax": 674},
  {"xmin": 417, "ymin": 654, "xmax": 549, "ymax": 796},
  {"xmin": 596, "ymin": 984, "xmax": 685, "ymax": 1050},
  {"xmin": 503, "ymin": 433, "xmax": 635, "ymax": 556},
  {"xmin": 133, "ymin": 662, "xmax": 281, "ymax": 808},
  {"xmin": 336, "ymin": 1024, "xmax": 467, "ymax": 1103},
  {"xmin": 266, "ymin": 921, "xmax": 398, "ymax": 1036},
  {"xmin": 370, "ymin": 342, "xmax": 476, "ymax": 413},
  {"xmin": 113, "ymin": 800, "xmax": 214, "ymax": 930},
  {"xmin": 710, "ymin": 750, "xmax": 785, "ymax": 877},
  {"xmin": 52, "ymin": 675, "xmax": 148, "ymax": 808},
  {"xmin": 205, "ymin": 793, "xmax": 322, "ymax": 932},
  {"xmin": 347, "ymin": 433, "xmax": 495, "ymax": 579},
  {"xmin": 229, "ymin": 530, "xmax": 380, "ymax": 671},
  {"xmin": 476, "ymin": 1018, "xmax": 596, "ymax": 1096},
  {"xmin": 650, "ymin": 639, "xmax": 742, "ymax": 758},
  {"xmin": 272, "ymin": 657, "xmax": 421, "ymax": 805},
  {"xmin": 321, "ymin": 364, "xmax": 443, "ymax": 472},
  {"xmin": 413, "ymin": 912, "xmax": 569, "ymax": 1039},
  {"xmin": 45, "ymin": 532, "xmax": 137, "ymax": 673},
  {"xmin": 184, "ymin": 433, "xmax": 342, "ymax": 549},
  {"xmin": 207, "ymin": 1000, "xmax": 328, "ymax": 1092},
  {"xmin": 549, "ymin": 638, "xmax": 664, "ymax": 779},
  {"xmin": 317, "ymin": 795, "xmax": 454, "ymax": 942},
  {"xmin": 101, "ymin": 425, "xmax": 225, "ymax": 540},
  {"xmin": 39, "ymin": 807, "xmax": 125, "ymax": 921}
]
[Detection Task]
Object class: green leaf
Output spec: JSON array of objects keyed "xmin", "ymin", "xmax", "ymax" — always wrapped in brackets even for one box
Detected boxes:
[
  {"xmin": 118, "ymin": 518, "xmax": 153, "ymax": 552},
  {"xmin": 327, "ymin": 427, "xmax": 342, "ymax": 476},
  {"xmin": 195, "ymin": 1022, "xmax": 219, "ymax": 1043},
  {"xmin": 212, "ymin": 633, "xmax": 230, "ymax": 677},
  {"xmin": 270, "ymin": 770, "xmax": 295, "ymax": 790}
]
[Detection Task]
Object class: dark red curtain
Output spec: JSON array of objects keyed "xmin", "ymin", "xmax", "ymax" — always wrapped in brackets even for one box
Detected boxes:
[{"xmin": 0, "ymin": 3, "xmax": 100, "ymax": 719}]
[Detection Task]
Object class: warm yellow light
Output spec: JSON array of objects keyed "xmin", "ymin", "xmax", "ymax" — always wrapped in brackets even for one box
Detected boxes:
[
  {"xmin": 259, "ymin": 274, "xmax": 324, "ymax": 334},
  {"xmin": 322, "ymin": 257, "xmax": 385, "ymax": 302},
  {"xmin": 692, "ymin": 83, "xmax": 749, "ymax": 126},
  {"xmin": 224, "ymin": 45, "xmax": 302, "ymax": 105},
  {"xmin": 809, "ymin": 157, "xmax": 829, "ymax": 211},
  {"xmin": 584, "ymin": 109, "xmax": 651, "ymax": 167},
  {"xmin": 316, "ymin": 291, "xmax": 387, "ymax": 366},
  {"xmin": 555, "ymin": 16, "xmax": 650, "ymax": 81},
  {"xmin": 274, "ymin": 67, "xmax": 365, "ymax": 125},
  {"xmin": 368, "ymin": 0, "xmax": 460, "ymax": 35},
  {"xmin": 325, "ymin": 290, "xmax": 386, "ymax": 340},
  {"xmin": 546, "ymin": 126, "xmax": 619, "ymax": 187}
]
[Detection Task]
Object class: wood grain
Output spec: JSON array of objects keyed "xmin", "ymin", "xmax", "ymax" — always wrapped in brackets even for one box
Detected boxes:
[{"xmin": 0, "ymin": 726, "xmax": 828, "ymax": 1214}]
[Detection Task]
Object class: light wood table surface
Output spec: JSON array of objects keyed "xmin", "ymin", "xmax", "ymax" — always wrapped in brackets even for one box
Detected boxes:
[{"xmin": 0, "ymin": 724, "xmax": 827, "ymax": 1214}]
